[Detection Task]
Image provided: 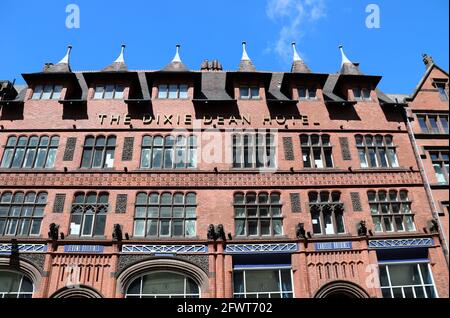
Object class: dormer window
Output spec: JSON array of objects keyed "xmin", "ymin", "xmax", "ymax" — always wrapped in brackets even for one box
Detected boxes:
[
  {"xmin": 353, "ymin": 88, "xmax": 371, "ymax": 101},
  {"xmin": 158, "ymin": 84, "xmax": 188, "ymax": 99},
  {"xmin": 240, "ymin": 86, "xmax": 260, "ymax": 100},
  {"xmin": 298, "ymin": 87, "xmax": 317, "ymax": 100},
  {"xmin": 31, "ymin": 85, "xmax": 62, "ymax": 100},
  {"xmin": 93, "ymin": 84, "xmax": 124, "ymax": 100},
  {"xmin": 434, "ymin": 81, "xmax": 449, "ymax": 101}
]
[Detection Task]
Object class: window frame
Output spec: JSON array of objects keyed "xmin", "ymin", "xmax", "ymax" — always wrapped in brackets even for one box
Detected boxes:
[
  {"xmin": 0, "ymin": 270, "xmax": 34, "ymax": 298},
  {"xmin": 430, "ymin": 151, "xmax": 449, "ymax": 184},
  {"xmin": 133, "ymin": 192, "xmax": 197, "ymax": 238},
  {"xmin": 352, "ymin": 87, "xmax": 371, "ymax": 101},
  {"xmin": 300, "ymin": 134, "xmax": 334, "ymax": 169},
  {"xmin": 356, "ymin": 134, "xmax": 399, "ymax": 168},
  {"xmin": 93, "ymin": 84, "xmax": 125, "ymax": 100},
  {"xmin": 368, "ymin": 190, "xmax": 415, "ymax": 233},
  {"xmin": 234, "ymin": 192, "xmax": 283, "ymax": 237},
  {"xmin": 233, "ymin": 268, "xmax": 294, "ymax": 298},
  {"xmin": 0, "ymin": 191, "xmax": 47, "ymax": 237},
  {"xmin": 156, "ymin": 84, "xmax": 189, "ymax": 100},
  {"xmin": 308, "ymin": 191, "xmax": 346, "ymax": 236},
  {"xmin": 416, "ymin": 113, "xmax": 449, "ymax": 134},
  {"xmin": 232, "ymin": 133, "xmax": 277, "ymax": 169},
  {"xmin": 31, "ymin": 84, "xmax": 63, "ymax": 100},
  {"xmin": 69, "ymin": 192, "xmax": 109, "ymax": 237},
  {"xmin": 297, "ymin": 87, "xmax": 317, "ymax": 100},
  {"xmin": 0, "ymin": 135, "xmax": 59, "ymax": 170},
  {"xmin": 239, "ymin": 85, "xmax": 260, "ymax": 100},
  {"xmin": 379, "ymin": 262, "xmax": 439, "ymax": 298},
  {"xmin": 80, "ymin": 135, "xmax": 116, "ymax": 169}
]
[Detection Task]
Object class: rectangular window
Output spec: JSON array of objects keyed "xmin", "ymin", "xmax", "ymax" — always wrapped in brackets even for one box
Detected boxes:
[
  {"xmin": 300, "ymin": 135, "xmax": 333, "ymax": 168},
  {"xmin": 0, "ymin": 191, "xmax": 47, "ymax": 237},
  {"xmin": 133, "ymin": 192, "xmax": 196, "ymax": 238},
  {"xmin": 353, "ymin": 88, "xmax": 371, "ymax": 101},
  {"xmin": 80, "ymin": 136, "xmax": 116, "ymax": 169},
  {"xmin": 369, "ymin": 190, "xmax": 415, "ymax": 233},
  {"xmin": 140, "ymin": 135, "xmax": 197, "ymax": 170},
  {"xmin": 435, "ymin": 82, "xmax": 449, "ymax": 101},
  {"xmin": 232, "ymin": 133, "xmax": 276, "ymax": 169},
  {"xmin": 240, "ymin": 86, "xmax": 260, "ymax": 99},
  {"xmin": 234, "ymin": 192, "xmax": 283, "ymax": 237},
  {"xmin": 157, "ymin": 84, "xmax": 189, "ymax": 99},
  {"xmin": 430, "ymin": 151, "xmax": 449, "ymax": 184},
  {"xmin": 31, "ymin": 84, "xmax": 62, "ymax": 100},
  {"xmin": 233, "ymin": 269, "xmax": 293, "ymax": 298},
  {"xmin": 356, "ymin": 135, "xmax": 399, "ymax": 168},
  {"xmin": 308, "ymin": 191, "xmax": 345, "ymax": 235},
  {"xmin": 417, "ymin": 114, "xmax": 449, "ymax": 134},
  {"xmin": 298, "ymin": 87, "xmax": 317, "ymax": 100},
  {"xmin": 93, "ymin": 84, "xmax": 125, "ymax": 99},
  {"xmin": 0, "ymin": 136, "xmax": 59, "ymax": 170},
  {"xmin": 380, "ymin": 263, "xmax": 438, "ymax": 298}
]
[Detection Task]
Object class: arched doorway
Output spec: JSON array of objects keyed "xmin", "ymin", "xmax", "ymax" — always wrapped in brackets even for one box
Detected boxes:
[
  {"xmin": 314, "ymin": 280, "xmax": 370, "ymax": 299},
  {"xmin": 50, "ymin": 285, "xmax": 103, "ymax": 298}
]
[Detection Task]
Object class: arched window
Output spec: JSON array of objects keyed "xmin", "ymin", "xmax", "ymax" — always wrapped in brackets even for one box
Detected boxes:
[
  {"xmin": 81, "ymin": 135, "xmax": 116, "ymax": 169},
  {"xmin": 125, "ymin": 272, "xmax": 200, "ymax": 298},
  {"xmin": 0, "ymin": 191, "xmax": 47, "ymax": 237},
  {"xmin": 309, "ymin": 191, "xmax": 345, "ymax": 235},
  {"xmin": 69, "ymin": 192, "xmax": 109, "ymax": 237},
  {"xmin": 0, "ymin": 271, "xmax": 33, "ymax": 298}
]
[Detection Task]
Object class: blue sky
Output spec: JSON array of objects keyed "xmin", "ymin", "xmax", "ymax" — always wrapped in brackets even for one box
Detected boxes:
[{"xmin": 1, "ymin": 0, "xmax": 448, "ymax": 94}]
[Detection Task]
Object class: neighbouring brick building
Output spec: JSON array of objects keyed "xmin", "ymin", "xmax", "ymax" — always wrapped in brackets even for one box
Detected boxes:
[{"xmin": 0, "ymin": 42, "xmax": 448, "ymax": 298}]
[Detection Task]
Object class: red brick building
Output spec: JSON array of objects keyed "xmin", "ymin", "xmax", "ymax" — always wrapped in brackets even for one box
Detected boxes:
[{"xmin": 0, "ymin": 43, "xmax": 448, "ymax": 298}]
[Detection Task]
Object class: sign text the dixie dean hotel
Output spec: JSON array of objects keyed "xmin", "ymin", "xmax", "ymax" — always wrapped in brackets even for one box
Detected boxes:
[{"xmin": 98, "ymin": 113, "xmax": 306, "ymax": 126}]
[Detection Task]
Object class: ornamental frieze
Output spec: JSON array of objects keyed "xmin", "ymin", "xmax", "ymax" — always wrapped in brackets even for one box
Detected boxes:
[{"xmin": 0, "ymin": 171, "xmax": 422, "ymax": 189}]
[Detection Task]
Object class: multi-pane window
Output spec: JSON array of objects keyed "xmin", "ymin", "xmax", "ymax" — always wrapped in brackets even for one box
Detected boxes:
[
  {"xmin": 126, "ymin": 272, "xmax": 200, "ymax": 298},
  {"xmin": 133, "ymin": 192, "xmax": 196, "ymax": 238},
  {"xmin": 298, "ymin": 87, "xmax": 317, "ymax": 100},
  {"xmin": 157, "ymin": 84, "xmax": 188, "ymax": 99},
  {"xmin": 140, "ymin": 135, "xmax": 197, "ymax": 169},
  {"xmin": 356, "ymin": 135, "xmax": 399, "ymax": 168},
  {"xmin": 417, "ymin": 114, "xmax": 449, "ymax": 134},
  {"xmin": 0, "ymin": 271, "xmax": 33, "ymax": 298},
  {"xmin": 379, "ymin": 263, "xmax": 438, "ymax": 298},
  {"xmin": 31, "ymin": 84, "xmax": 62, "ymax": 100},
  {"xmin": 69, "ymin": 192, "xmax": 108, "ymax": 237},
  {"xmin": 309, "ymin": 191, "xmax": 345, "ymax": 235},
  {"xmin": 93, "ymin": 84, "xmax": 124, "ymax": 99},
  {"xmin": 0, "ymin": 191, "xmax": 47, "ymax": 237},
  {"xmin": 80, "ymin": 136, "xmax": 116, "ymax": 169},
  {"xmin": 368, "ymin": 190, "xmax": 415, "ymax": 233},
  {"xmin": 353, "ymin": 88, "xmax": 371, "ymax": 101},
  {"xmin": 430, "ymin": 151, "xmax": 449, "ymax": 184},
  {"xmin": 1, "ymin": 136, "xmax": 59, "ymax": 169},
  {"xmin": 435, "ymin": 81, "xmax": 449, "ymax": 101},
  {"xmin": 232, "ymin": 133, "xmax": 276, "ymax": 169},
  {"xmin": 300, "ymin": 134, "xmax": 333, "ymax": 168},
  {"xmin": 234, "ymin": 269, "xmax": 293, "ymax": 298},
  {"xmin": 234, "ymin": 192, "xmax": 283, "ymax": 237},
  {"xmin": 240, "ymin": 86, "xmax": 260, "ymax": 99}
]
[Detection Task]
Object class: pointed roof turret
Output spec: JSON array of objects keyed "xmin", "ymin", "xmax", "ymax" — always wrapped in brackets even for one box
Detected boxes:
[
  {"xmin": 291, "ymin": 42, "xmax": 311, "ymax": 73},
  {"xmin": 102, "ymin": 44, "xmax": 128, "ymax": 72},
  {"xmin": 238, "ymin": 42, "xmax": 256, "ymax": 72},
  {"xmin": 161, "ymin": 44, "xmax": 190, "ymax": 72},
  {"xmin": 338, "ymin": 45, "xmax": 362, "ymax": 75},
  {"xmin": 43, "ymin": 45, "xmax": 72, "ymax": 73}
]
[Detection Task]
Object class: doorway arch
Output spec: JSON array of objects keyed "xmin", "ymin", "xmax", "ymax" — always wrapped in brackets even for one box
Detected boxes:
[{"xmin": 314, "ymin": 280, "xmax": 370, "ymax": 298}]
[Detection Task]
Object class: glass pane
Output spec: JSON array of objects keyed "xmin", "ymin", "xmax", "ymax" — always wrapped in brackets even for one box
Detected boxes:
[
  {"xmin": 251, "ymin": 87, "xmax": 259, "ymax": 98},
  {"xmin": 1, "ymin": 149, "xmax": 14, "ymax": 168},
  {"xmin": 172, "ymin": 220, "xmax": 184, "ymax": 236},
  {"xmin": 160, "ymin": 220, "xmax": 170, "ymax": 236},
  {"xmin": 149, "ymin": 193, "xmax": 159, "ymax": 204},
  {"xmin": 240, "ymin": 87, "xmax": 249, "ymax": 99},
  {"xmin": 235, "ymin": 220, "xmax": 245, "ymax": 236},
  {"xmin": 379, "ymin": 266, "xmax": 389, "ymax": 286},
  {"xmin": 11, "ymin": 148, "xmax": 25, "ymax": 168},
  {"xmin": 141, "ymin": 149, "xmax": 152, "ymax": 168},
  {"xmin": 45, "ymin": 148, "xmax": 57, "ymax": 168},
  {"xmin": 52, "ymin": 85, "xmax": 62, "ymax": 99},
  {"xmin": 81, "ymin": 149, "xmax": 92, "ymax": 168},
  {"xmin": 185, "ymin": 220, "xmax": 196, "ymax": 237},
  {"xmin": 104, "ymin": 85, "xmax": 114, "ymax": 99},
  {"xmin": 168, "ymin": 85, "xmax": 178, "ymax": 99},
  {"xmin": 179, "ymin": 85, "xmax": 188, "ymax": 99},
  {"xmin": 389, "ymin": 264, "xmax": 421, "ymax": 286},
  {"xmin": 160, "ymin": 207, "xmax": 171, "ymax": 218},
  {"xmin": 69, "ymin": 215, "xmax": 82, "ymax": 235},
  {"xmin": 418, "ymin": 116, "xmax": 429, "ymax": 133},
  {"xmin": 94, "ymin": 86, "xmax": 104, "ymax": 99},
  {"xmin": 302, "ymin": 148, "xmax": 311, "ymax": 168},
  {"xmin": 30, "ymin": 219, "xmax": 41, "ymax": 235},
  {"xmin": 23, "ymin": 149, "xmax": 36, "ymax": 168},
  {"xmin": 358, "ymin": 149, "xmax": 368, "ymax": 168},
  {"xmin": 114, "ymin": 85, "xmax": 124, "ymax": 99},
  {"xmin": 298, "ymin": 87, "xmax": 306, "ymax": 99},
  {"xmin": 147, "ymin": 220, "xmax": 158, "ymax": 236},
  {"xmin": 152, "ymin": 149, "xmax": 163, "ymax": 168},
  {"xmin": 260, "ymin": 220, "xmax": 270, "ymax": 235},
  {"xmin": 82, "ymin": 214, "xmax": 94, "ymax": 236},
  {"xmin": 32, "ymin": 85, "xmax": 43, "ymax": 99},
  {"xmin": 272, "ymin": 220, "xmax": 283, "ymax": 235},
  {"xmin": 185, "ymin": 193, "xmax": 196, "ymax": 205},
  {"xmin": 248, "ymin": 220, "xmax": 258, "ymax": 236},
  {"xmin": 34, "ymin": 148, "xmax": 47, "ymax": 168},
  {"xmin": 419, "ymin": 264, "xmax": 433, "ymax": 285},
  {"xmin": 147, "ymin": 207, "xmax": 159, "ymax": 217},
  {"xmin": 388, "ymin": 149, "xmax": 399, "ymax": 167},
  {"xmin": 142, "ymin": 272, "xmax": 185, "ymax": 295},
  {"xmin": 245, "ymin": 270, "xmax": 279, "ymax": 293},
  {"xmin": 42, "ymin": 85, "xmax": 52, "ymax": 99},
  {"xmin": 135, "ymin": 206, "xmax": 146, "ymax": 218},
  {"xmin": 311, "ymin": 210, "xmax": 321, "ymax": 234},
  {"xmin": 158, "ymin": 85, "xmax": 168, "ymax": 99}
]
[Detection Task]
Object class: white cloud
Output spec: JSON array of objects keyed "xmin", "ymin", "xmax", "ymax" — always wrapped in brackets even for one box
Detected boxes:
[{"xmin": 266, "ymin": 0, "xmax": 326, "ymax": 63}]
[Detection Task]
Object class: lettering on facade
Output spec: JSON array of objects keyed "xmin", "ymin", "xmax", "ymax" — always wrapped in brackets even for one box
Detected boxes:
[
  {"xmin": 314, "ymin": 241, "xmax": 353, "ymax": 251},
  {"xmin": 97, "ymin": 113, "xmax": 303, "ymax": 126}
]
